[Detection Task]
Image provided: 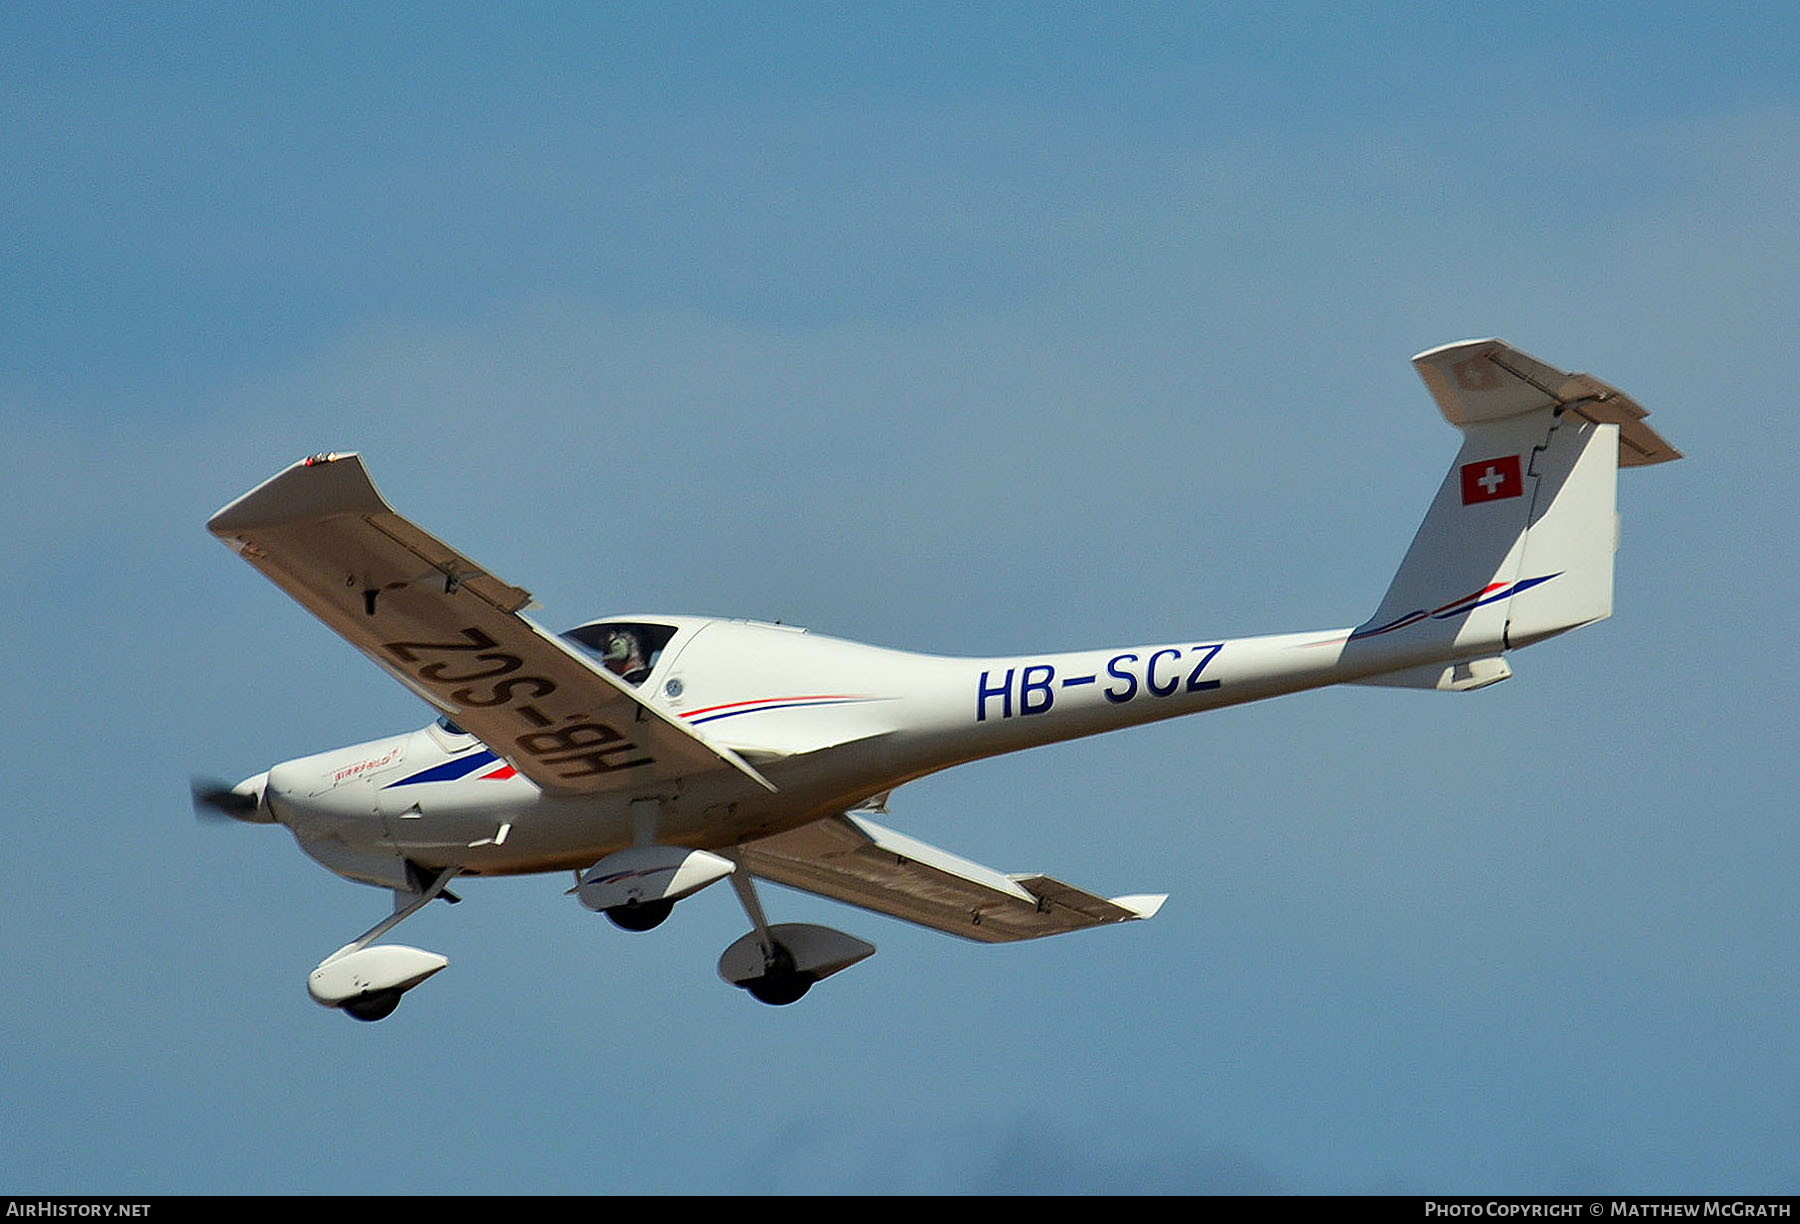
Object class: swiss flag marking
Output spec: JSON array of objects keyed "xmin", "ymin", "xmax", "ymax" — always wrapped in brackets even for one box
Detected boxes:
[{"xmin": 1461, "ymin": 455, "xmax": 1523, "ymax": 504}]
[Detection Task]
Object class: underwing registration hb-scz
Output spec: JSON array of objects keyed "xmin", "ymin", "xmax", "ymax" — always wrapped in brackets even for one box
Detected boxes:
[{"xmin": 198, "ymin": 339, "xmax": 1680, "ymax": 1021}]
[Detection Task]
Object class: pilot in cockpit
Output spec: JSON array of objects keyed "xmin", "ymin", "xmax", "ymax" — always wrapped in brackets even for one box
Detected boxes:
[{"xmin": 602, "ymin": 630, "xmax": 652, "ymax": 686}]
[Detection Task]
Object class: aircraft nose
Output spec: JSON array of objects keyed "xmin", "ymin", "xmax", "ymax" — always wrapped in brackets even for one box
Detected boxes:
[
  {"xmin": 263, "ymin": 760, "xmax": 315, "ymax": 825},
  {"xmin": 264, "ymin": 761, "xmax": 301, "ymax": 796},
  {"xmin": 263, "ymin": 755, "xmax": 380, "ymax": 833}
]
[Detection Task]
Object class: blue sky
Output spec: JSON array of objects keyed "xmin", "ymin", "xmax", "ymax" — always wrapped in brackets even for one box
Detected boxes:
[{"xmin": 3, "ymin": 3, "xmax": 1797, "ymax": 1194}]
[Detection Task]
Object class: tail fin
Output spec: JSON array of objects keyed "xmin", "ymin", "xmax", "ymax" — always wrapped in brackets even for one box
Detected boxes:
[{"xmin": 1348, "ymin": 339, "xmax": 1679, "ymax": 691}]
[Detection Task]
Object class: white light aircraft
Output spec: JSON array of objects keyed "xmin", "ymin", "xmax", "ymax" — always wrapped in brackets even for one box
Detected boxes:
[{"xmin": 198, "ymin": 339, "xmax": 1680, "ymax": 1021}]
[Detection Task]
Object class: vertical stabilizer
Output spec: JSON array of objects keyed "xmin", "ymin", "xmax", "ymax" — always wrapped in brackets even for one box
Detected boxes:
[
  {"xmin": 1347, "ymin": 339, "xmax": 1675, "ymax": 687},
  {"xmin": 1349, "ymin": 408, "xmax": 1553, "ymax": 668}
]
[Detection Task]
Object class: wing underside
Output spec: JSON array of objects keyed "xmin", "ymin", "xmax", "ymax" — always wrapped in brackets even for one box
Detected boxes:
[
  {"xmin": 738, "ymin": 812, "xmax": 1165, "ymax": 943},
  {"xmin": 208, "ymin": 453, "xmax": 772, "ymax": 796}
]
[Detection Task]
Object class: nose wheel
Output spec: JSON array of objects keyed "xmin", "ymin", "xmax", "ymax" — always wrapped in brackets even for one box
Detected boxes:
[{"xmin": 308, "ymin": 866, "xmax": 460, "ymax": 1022}]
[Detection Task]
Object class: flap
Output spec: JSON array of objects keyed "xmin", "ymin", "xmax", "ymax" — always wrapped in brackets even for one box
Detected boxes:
[{"xmin": 738, "ymin": 812, "xmax": 1164, "ymax": 943}]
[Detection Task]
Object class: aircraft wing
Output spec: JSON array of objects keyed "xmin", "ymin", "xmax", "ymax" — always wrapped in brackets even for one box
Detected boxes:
[
  {"xmin": 208, "ymin": 452, "xmax": 773, "ymax": 796},
  {"xmin": 738, "ymin": 812, "xmax": 1165, "ymax": 943}
]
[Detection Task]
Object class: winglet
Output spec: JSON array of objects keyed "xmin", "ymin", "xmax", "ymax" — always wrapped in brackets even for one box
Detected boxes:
[{"xmin": 1108, "ymin": 894, "xmax": 1168, "ymax": 920}]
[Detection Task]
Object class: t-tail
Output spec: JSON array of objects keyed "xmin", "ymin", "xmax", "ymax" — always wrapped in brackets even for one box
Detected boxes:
[{"xmin": 1345, "ymin": 338, "xmax": 1681, "ymax": 692}]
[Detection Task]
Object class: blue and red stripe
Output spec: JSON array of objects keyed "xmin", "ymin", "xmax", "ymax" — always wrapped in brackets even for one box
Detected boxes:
[
  {"xmin": 679, "ymin": 695, "xmax": 875, "ymax": 726},
  {"xmin": 384, "ymin": 752, "xmax": 518, "ymax": 787},
  {"xmin": 1347, "ymin": 574, "xmax": 1561, "ymax": 642}
]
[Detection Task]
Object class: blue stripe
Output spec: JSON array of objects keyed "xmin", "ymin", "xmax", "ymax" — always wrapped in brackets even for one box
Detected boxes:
[{"xmin": 385, "ymin": 750, "xmax": 499, "ymax": 788}]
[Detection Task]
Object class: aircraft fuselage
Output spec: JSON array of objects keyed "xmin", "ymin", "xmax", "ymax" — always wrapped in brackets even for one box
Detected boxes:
[{"xmin": 261, "ymin": 612, "xmax": 1371, "ymax": 886}]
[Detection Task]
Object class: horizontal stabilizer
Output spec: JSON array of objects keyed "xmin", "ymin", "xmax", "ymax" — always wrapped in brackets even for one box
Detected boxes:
[
  {"xmin": 1412, "ymin": 339, "xmax": 1681, "ymax": 466},
  {"xmin": 738, "ymin": 813, "xmax": 1165, "ymax": 943}
]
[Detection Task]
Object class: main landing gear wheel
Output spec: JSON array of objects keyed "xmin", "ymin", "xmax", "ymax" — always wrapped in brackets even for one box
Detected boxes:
[
  {"xmin": 605, "ymin": 898, "xmax": 674, "ymax": 932},
  {"xmin": 719, "ymin": 917, "xmax": 873, "ymax": 1004},
  {"xmin": 744, "ymin": 944, "xmax": 814, "ymax": 1006},
  {"xmin": 745, "ymin": 972, "xmax": 813, "ymax": 1006},
  {"xmin": 341, "ymin": 989, "xmax": 403, "ymax": 1022}
]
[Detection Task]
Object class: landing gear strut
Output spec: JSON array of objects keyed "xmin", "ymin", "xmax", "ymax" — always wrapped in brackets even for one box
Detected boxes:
[{"xmin": 718, "ymin": 864, "xmax": 873, "ymax": 1005}]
